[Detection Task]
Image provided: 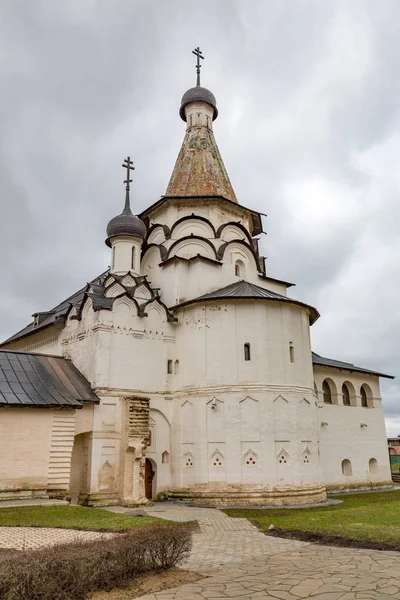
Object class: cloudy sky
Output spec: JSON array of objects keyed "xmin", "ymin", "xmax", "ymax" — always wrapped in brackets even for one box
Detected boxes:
[{"xmin": 0, "ymin": 1, "xmax": 399, "ymax": 432}]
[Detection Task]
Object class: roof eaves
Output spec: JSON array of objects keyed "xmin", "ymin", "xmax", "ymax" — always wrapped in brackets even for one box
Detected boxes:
[{"xmin": 312, "ymin": 353, "xmax": 394, "ymax": 380}]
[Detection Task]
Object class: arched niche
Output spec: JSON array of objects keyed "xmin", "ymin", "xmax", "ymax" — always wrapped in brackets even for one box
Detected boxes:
[
  {"xmin": 147, "ymin": 225, "xmax": 167, "ymax": 245},
  {"xmin": 167, "ymin": 237, "xmax": 217, "ymax": 260},
  {"xmin": 171, "ymin": 217, "xmax": 215, "ymax": 241},
  {"xmin": 141, "ymin": 246, "xmax": 164, "ymax": 276},
  {"xmin": 342, "ymin": 459, "xmax": 352, "ymax": 476},
  {"xmin": 218, "ymin": 223, "xmax": 252, "ymax": 243}
]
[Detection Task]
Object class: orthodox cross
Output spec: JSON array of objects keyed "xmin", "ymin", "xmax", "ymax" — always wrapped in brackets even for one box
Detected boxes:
[
  {"xmin": 122, "ymin": 156, "xmax": 134, "ymax": 212},
  {"xmin": 192, "ymin": 46, "xmax": 204, "ymax": 86},
  {"xmin": 122, "ymin": 156, "xmax": 134, "ymax": 192}
]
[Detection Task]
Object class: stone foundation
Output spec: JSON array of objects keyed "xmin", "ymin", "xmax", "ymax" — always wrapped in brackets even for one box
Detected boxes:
[
  {"xmin": 325, "ymin": 480, "xmax": 394, "ymax": 494},
  {"xmin": 0, "ymin": 488, "xmax": 49, "ymax": 502},
  {"xmin": 169, "ymin": 483, "xmax": 327, "ymax": 507},
  {"xmin": 81, "ymin": 491, "xmax": 119, "ymax": 507}
]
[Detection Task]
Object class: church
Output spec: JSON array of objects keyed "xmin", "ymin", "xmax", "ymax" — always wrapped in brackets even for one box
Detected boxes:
[{"xmin": 0, "ymin": 51, "xmax": 393, "ymax": 506}]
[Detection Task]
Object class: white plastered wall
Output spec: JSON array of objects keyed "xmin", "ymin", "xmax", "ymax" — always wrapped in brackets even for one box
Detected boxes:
[{"xmin": 314, "ymin": 366, "xmax": 391, "ymax": 489}]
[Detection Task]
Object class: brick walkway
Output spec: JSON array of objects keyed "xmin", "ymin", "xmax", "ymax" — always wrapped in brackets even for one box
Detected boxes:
[{"xmin": 0, "ymin": 526, "xmax": 114, "ymax": 550}]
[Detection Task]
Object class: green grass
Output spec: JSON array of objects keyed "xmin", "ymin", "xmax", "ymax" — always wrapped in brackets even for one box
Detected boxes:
[
  {"xmin": 224, "ymin": 490, "xmax": 400, "ymax": 545},
  {"xmin": 0, "ymin": 506, "xmax": 169, "ymax": 531}
]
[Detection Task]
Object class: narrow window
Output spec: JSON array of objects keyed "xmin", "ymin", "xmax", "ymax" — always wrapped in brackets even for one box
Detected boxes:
[
  {"xmin": 112, "ymin": 246, "xmax": 115, "ymax": 270},
  {"xmin": 244, "ymin": 343, "xmax": 251, "ymax": 361},
  {"xmin": 167, "ymin": 360, "xmax": 173, "ymax": 374},
  {"xmin": 342, "ymin": 383, "xmax": 350, "ymax": 406},
  {"xmin": 162, "ymin": 451, "xmax": 170, "ymax": 464},
  {"xmin": 361, "ymin": 386, "xmax": 368, "ymax": 408},
  {"xmin": 206, "ymin": 115, "xmax": 210, "ymax": 128},
  {"xmin": 234, "ymin": 259, "xmax": 245, "ymax": 278},
  {"xmin": 189, "ymin": 114, "xmax": 193, "ymax": 127},
  {"xmin": 174, "ymin": 360, "xmax": 179, "ymax": 375},
  {"xmin": 131, "ymin": 247, "xmax": 135, "ymax": 270},
  {"xmin": 342, "ymin": 459, "xmax": 352, "ymax": 476},
  {"xmin": 322, "ymin": 380, "xmax": 332, "ymax": 404},
  {"xmin": 289, "ymin": 344, "xmax": 295, "ymax": 363}
]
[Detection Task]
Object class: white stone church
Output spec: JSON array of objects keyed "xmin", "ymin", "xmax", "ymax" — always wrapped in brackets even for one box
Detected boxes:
[{"xmin": 0, "ymin": 59, "xmax": 393, "ymax": 506}]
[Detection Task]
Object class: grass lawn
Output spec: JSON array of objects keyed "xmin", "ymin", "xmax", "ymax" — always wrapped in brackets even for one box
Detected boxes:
[
  {"xmin": 224, "ymin": 490, "xmax": 400, "ymax": 545},
  {"xmin": 0, "ymin": 506, "xmax": 169, "ymax": 531}
]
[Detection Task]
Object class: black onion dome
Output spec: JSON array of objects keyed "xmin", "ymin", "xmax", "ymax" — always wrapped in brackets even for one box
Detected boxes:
[
  {"xmin": 105, "ymin": 207, "xmax": 147, "ymax": 247},
  {"xmin": 179, "ymin": 86, "xmax": 218, "ymax": 121}
]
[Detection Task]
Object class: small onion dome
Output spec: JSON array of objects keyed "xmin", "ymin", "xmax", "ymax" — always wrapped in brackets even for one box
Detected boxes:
[
  {"xmin": 105, "ymin": 206, "xmax": 147, "ymax": 247},
  {"xmin": 179, "ymin": 86, "xmax": 218, "ymax": 121}
]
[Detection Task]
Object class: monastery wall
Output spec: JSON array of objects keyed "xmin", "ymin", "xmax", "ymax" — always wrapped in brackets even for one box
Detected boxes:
[{"xmin": 314, "ymin": 366, "xmax": 391, "ymax": 490}]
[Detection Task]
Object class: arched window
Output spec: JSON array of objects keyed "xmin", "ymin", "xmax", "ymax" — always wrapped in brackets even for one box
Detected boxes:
[
  {"xmin": 360, "ymin": 386, "xmax": 368, "ymax": 408},
  {"xmin": 322, "ymin": 380, "xmax": 332, "ymax": 404},
  {"xmin": 167, "ymin": 360, "xmax": 173, "ymax": 374},
  {"xmin": 131, "ymin": 247, "xmax": 136, "ymax": 270},
  {"xmin": 112, "ymin": 246, "xmax": 116, "ymax": 270},
  {"xmin": 244, "ymin": 343, "xmax": 251, "ymax": 361},
  {"xmin": 174, "ymin": 360, "xmax": 179, "ymax": 375},
  {"xmin": 162, "ymin": 451, "xmax": 170, "ymax": 464},
  {"xmin": 369, "ymin": 458, "xmax": 378, "ymax": 474},
  {"xmin": 342, "ymin": 383, "xmax": 350, "ymax": 406},
  {"xmin": 234, "ymin": 259, "xmax": 245, "ymax": 278},
  {"xmin": 342, "ymin": 459, "xmax": 352, "ymax": 476}
]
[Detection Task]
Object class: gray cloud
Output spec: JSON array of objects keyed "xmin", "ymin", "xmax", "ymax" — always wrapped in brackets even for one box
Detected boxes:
[{"xmin": 0, "ymin": 0, "xmax": 399, "ymax": 432}]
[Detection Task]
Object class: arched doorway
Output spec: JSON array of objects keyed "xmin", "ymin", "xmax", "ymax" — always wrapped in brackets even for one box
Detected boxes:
[{"xmin": 145, "ymin": 458, "xmax": 156, "ymax": 499}]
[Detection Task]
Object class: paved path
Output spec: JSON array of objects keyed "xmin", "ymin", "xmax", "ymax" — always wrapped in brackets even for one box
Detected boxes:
[
  {"xmin": 143, "ymin": 503, "xmax": 305, "ymax": 571},
  {"xmin": 137, "ymin": 503, "xmax": 400, "ymax": 599},
  {"xmin": 2, "ymin": 501, "xmax": 400, "ymax": 598}
]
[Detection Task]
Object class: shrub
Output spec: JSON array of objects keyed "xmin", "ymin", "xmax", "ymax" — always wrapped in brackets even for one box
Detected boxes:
[{"xmin": 0, "ymin": 524, "xmax": 191, "ymax": 600}]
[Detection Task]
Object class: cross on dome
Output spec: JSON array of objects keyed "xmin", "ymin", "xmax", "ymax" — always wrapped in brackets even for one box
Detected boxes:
[
  {"xmin": 122, "ymin": 156, "xmax": 134, "ymax": 192},
  {"xmin": 192, "ymin": 46, "xmax": 204, "ymax": 86}
]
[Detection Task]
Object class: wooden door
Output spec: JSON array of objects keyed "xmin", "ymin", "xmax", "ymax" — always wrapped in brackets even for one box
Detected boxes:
[{"xmin": 145, "ymin": 459, "xmax": 154, "ymax": 499}]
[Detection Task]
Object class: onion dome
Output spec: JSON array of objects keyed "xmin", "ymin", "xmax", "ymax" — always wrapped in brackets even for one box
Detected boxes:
[
  {"xmin": 105, "ymin": 156, "xmax": 147, "ymax": 247},
  {"xmin": 179, "ymin": 86, "xmax": 218, "ymax": 121},
  {"xmin": 105, "ymin": 206, "xmax": 146, "ymax": 247}
]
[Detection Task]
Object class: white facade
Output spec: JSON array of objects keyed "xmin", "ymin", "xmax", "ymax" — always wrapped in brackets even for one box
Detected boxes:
[{"xmin": 0, "ymin": 83, "xmax": 392, "ymax": 506}]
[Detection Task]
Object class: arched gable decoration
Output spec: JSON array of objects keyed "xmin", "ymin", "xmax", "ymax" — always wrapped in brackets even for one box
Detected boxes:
[
  {"xmin": 216, "ymin": 222, "xmax": 253, "ymax": 244},
  {"xmin": 216, "ymin": 239, "xmax": 261, "ymax": 272},
  {"xmin": 146, "ymin": 223, "xmax": 171, "ymax": 242},
  {"xmin": 141, "ymin": 243, "xmax": 168, "ymax": 263},
  {"xmin": 170, "ymin": 214, "xmax": 217, "ymax": 238},
  {"xmin": 166, "ymin": 235, "xmax": 217, "ymax": 260},
  {"xmin": 139, "ymin": 297, "xmax": 178, "ymax": 322}
]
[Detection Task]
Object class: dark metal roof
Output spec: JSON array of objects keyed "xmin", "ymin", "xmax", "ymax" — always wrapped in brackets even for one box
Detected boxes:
[
  {"xmin": 0, "ymin": 350, "xmax": 100, "ymax": 408},
  {"xmin": 312, "ymin": 352, "xmax": 394, "ymax": 379},
  {"xmin": 1, "ymin": 271, "xmax": 109, "ymax": 345},
  {"xmin": 180, "ymin": 86, "xmax": 218, "ymax": 121},
  {"xmin": 171, "ymin": 280, "xmax": 319, "ymax": 324},
  {"xmin": 106, "ymin": 207, "xmax": 147, "ymax": 246}
]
